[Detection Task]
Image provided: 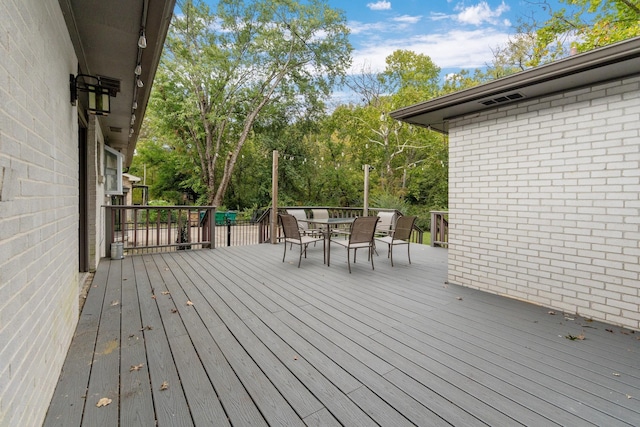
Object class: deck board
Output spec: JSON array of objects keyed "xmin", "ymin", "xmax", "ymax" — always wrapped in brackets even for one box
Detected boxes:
[
  {"xmin": 119, "ymin": 256, "xmax": 156, "ymax": 427},
  {"xmin": 43, "ymin": 259, "xmax": 111, "ymax": 427},
  {"xmin": 81, "ymin": 256, "xmax": 122, "ymax": 427},
  {"xmin": 45, "ymin": 243, "xmax": 640, "ymax": 426},
  {"xmin": 132, "ymin": 256, "xmax": 193, "ymax": 427}
]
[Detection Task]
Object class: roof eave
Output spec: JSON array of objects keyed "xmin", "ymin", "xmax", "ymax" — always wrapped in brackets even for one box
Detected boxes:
[{"xmin": 390, "ymin": 36, "xmax": 640, "ymax": 134}]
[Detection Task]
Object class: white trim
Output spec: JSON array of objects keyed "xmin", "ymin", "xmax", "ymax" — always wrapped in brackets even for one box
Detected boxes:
[{"xmin": 104, "ymin": 145, "xmax": 123, "ymax": 195}]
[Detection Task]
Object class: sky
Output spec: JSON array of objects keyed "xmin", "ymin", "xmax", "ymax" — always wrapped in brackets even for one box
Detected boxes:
[{"xmin": 327, "ymin": 0, "xmax": 562, "ymax": 76}]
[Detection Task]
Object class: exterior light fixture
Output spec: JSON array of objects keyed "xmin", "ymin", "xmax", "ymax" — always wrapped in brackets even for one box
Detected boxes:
[
  {"xmin": 70, "ymin": 74, "xmax": 120, "ymax": 115},
  {"xmin": 138, "ymin": 30, "xmax": 147, "ymax": 49},
  {"xmin": 131, "ymin": 114, "xmax": 136, "ymax": 125},
  {"xmin": 137, "ymin": 79, "xmax": 144, "ymax": 88},
  {"xmin": 134, "ymin": 64, "xmax": 142, "ymax": 75},
  {"xmin": 132, "ymin": 101, "xmax": 138, "ymax": 110}
]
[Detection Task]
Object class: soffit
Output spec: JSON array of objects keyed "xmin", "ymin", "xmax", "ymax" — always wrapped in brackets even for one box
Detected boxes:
[
  {"xmin": 59, "ymin": 0, "xmax": 175, "ymax": 165},
  {"xmin": 390, "ymin": 37, "xmax": 640, "ymax": 134}
]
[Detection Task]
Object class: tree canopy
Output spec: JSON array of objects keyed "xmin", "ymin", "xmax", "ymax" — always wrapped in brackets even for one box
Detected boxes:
[
  {"xmin": 131, "ymin": 0, "xmax": 638, "ymax": 224},
  {"xmin": 150, "ymin": 0, "xmax": 352, "ymax": 206},
  {"xmin": 534, "ymin": 0, "xmax": 640, "ymax": 63}
]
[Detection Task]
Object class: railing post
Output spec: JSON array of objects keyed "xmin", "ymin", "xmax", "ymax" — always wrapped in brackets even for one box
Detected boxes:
[
  {"xmin": 105, "ymin": 206, "xmax": 113, "ymax": 255},
  {"xmin": 430, "ymin": 211, "xmax": 436, "ymax": 247},
  {"xmin": 226, "ymin": 217, "xmax": 232, "ymax": 247}
]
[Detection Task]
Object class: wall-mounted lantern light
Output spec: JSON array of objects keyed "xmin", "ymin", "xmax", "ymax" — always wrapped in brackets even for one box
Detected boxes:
[{"xmin": 70, "ymin": 74, "xmax": 120, "ymax": 115}]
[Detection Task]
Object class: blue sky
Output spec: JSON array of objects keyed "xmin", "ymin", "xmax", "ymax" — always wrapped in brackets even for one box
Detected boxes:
[{"xmin": 327, "ymin": 0, "xmax": 562, "ymax": 75}]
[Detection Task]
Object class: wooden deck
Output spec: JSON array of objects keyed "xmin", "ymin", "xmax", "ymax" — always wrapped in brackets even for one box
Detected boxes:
[{"xmin": 44, "ymin": 243, "xmax": 640, "ymax": 426}]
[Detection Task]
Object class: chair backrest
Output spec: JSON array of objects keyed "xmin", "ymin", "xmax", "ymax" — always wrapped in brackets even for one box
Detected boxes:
[
  {"xmin": 286, "ymin": 209, "xmax": 308, "ymax": 231},
  {"xmin": 393, "ymin": 215, "xmax": 416, "ymax": 241},
  {"xmin": 376, "ymin": 211, "xmax": 397, "ymax": 234},
  {"xmin": 311, "ymin": 209, "xmax": 329, "ymax": 221},
  {"xmin": 349, "ymin": 216, "xmax": 379, "ymax": 245},
  {"xmin": 279, "ymin": 214, "xmax": 301, "ymax": 240}
]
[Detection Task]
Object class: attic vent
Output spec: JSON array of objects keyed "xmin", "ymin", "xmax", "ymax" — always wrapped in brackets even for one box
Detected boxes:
[
  {"xmin": 109, "ymin": 127, "xmax": 122, "ymax": 133},
  {"xmin": 480, "ymin": 92, "xmax": 524, "ymax": 106}
]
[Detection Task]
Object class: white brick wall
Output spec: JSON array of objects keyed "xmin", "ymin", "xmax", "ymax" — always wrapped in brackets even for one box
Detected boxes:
[
  {"xmin": 0, "ymin": 0, "xmax": 80, "ymax": 425},
  {"xmin": 449, "ymin": 76, "xmax": 640, "ymax": 330}
]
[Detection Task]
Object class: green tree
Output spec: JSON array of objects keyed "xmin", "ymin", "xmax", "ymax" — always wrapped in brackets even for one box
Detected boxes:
[
  {"xmin": 129, "ymin": 124, "xmax": 204, "ymax": 204},
  {"xmin": 342, "ymin": 51, "xmax": 444, "ymax": 196},
  {"xmin": 534, "ymin": 0, "xmax": 640, "ymax": 63},
  {"xmin": 151, "ymin": 0, "xmax": 352, "ymax": 206}
]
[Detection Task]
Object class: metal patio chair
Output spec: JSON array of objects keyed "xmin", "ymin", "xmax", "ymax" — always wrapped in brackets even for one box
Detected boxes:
[
  {"xmin": 375, "ymin": 215, "xmax": 417, "ymax": 266},
  {"xmin": 279, "ymin": 214, "xmax": 324, "ymax": 267},
  {"xmin": 375, "ymin": 211, "xmax": 397, "ymax": 236},
  {"xmin": 331, "ymin": 216, "xmax": 379, "ymax": 273}
]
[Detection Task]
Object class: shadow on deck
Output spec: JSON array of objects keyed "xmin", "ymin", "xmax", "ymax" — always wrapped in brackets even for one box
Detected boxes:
[{"xmin": 45, "ymin": 244, "xmax": 640, "ymax": 426}]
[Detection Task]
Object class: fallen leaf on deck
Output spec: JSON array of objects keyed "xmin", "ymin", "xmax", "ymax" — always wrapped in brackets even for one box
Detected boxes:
[
  {"xmin": 548, "ymin": 311, "xmax": 556, "ymax": 315},
  {"xmin": 110, "ymin": 300, "xmax": 119, "ymax": 306},
  {"xmin": 456, "ymin": 297, "xmax": 463, "ymax": 301},
  {"xmin": 606, "ymin": 329, "xmax": 614, "ymax": 333},
  {"xmin": 627, "ymin": 394, "xmax": 632, "ymax": 399},
  {"xmin": 171, "ymin": 308, "xmax": 178, "ymax": 313},
  {"xmin": 564, "ymin": 317, "xmax": 574, "ymax": 321},
  {"xmin": 160, "ymin": 381, "xmax": 169, "ymax": 390},
  {"xmin": 613, "ymin": 372, "xmax": 621, "ymax": 377},
  {"xmin": 141, "ymin": 325, "xmax": 153, "ymax": 331},
  {"xmin": 186, "ymin": 300, "xmax": 194, "ymax": 306},
  {"xmin": 151, "ymin": 295, "xmax": 157, "ymax": 299},
  {"xmin": 96, "ymin": 397, "xmax": 112, "ymax": 407},
  {"xmin": 161, "ymin": 291, "xmax": 170, "ymax": 295},
  {"xmin": 565, "ymin": 332, "xmax": 585, "ymax": 341},
  {"xmin": 293, "ymin": 355, "xmax": 298, "ymax": 360},
  {"xmin": 130, "ymin": 363, "xmax": 144, "ymax": 372}
]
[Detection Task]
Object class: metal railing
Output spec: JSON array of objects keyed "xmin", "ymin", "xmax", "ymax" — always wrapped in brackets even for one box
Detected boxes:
[
  {"xmin": 430, "ymin": 210, "xmax": 448, "ymax": 247},
  {"xmin": 105, "ymin": 205, "xmax": 428, "ymax": 255},
  {"xmin": 105, "ymin": 205, "xmax": 216, "ymax": 255}
]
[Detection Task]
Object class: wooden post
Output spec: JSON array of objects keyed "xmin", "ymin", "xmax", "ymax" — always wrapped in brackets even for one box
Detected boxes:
[
  {"xmin": 363, "ymin": 164, "xmax": 370, "ymax": 216},
  {"xmin": 271, "ymin": 150, "xmax": 278, "ymax": 244}
]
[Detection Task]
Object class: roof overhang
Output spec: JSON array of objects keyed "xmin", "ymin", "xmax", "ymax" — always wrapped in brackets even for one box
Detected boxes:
[
  {"xmin": 390, "ymin": 36, "xmax": 640, "ymax": 134},
  {"xmin": 58, "ymin": 0, "xmax": 175, "ymax": 165}
]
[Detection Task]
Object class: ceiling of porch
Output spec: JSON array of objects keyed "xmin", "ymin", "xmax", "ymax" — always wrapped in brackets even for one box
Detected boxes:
[{"xmin": 58, "ymin": 0, "xmax": 176, "ymax": 165}]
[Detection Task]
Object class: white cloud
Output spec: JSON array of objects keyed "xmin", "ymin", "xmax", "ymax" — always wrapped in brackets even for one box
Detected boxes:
[
  {"xmin": 348, "ymin": 20, "xmax": 389, "ymax": 35},
  {"xmin": 429, "ymin": 12, "xmax": 451, "ymax": 22},
  {"xmin": 392, "ymin": 15, "xmax": 422, "ymax": 25},
  {"xmin": 349, "ymin": 28, "xmax": 511, "ymax": 74},
  {"xmin": 367, "ymin": 1, "xmax": 392, "ymax": 11},
  {"xmin": 455, "ymin": 1, "xmax": 510, "ymax": 26}
]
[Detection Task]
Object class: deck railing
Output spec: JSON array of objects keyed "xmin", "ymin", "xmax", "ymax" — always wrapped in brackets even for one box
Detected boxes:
[
  {"xmin": 430, "ymin": 210, "xmax": 449, "ymax": 247},
  {"xmin": 105, "ymin": 205, "xmax": 216, "ymax": 255},
  {"xmin": 106, "ymin": 205, "xmax": 427, "ymax": 255}
]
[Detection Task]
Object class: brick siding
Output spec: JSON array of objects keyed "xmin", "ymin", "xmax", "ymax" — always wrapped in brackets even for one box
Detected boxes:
[
  {"xmin": 448, "ymin": 76, "xmax": 640, "ymax": 330},
  {"xmin": 0, "ymin": 0, "xmax": 80, "ymax": 424}
]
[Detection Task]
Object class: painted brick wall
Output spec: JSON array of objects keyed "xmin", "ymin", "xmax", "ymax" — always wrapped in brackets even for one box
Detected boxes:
[
  {"xmin": 0, "ymin": 0, "xmax": 80, "ymax": 425},
  {"xmin": 448, "ymin": 76, "xmax": 640, "ymax": 330}
]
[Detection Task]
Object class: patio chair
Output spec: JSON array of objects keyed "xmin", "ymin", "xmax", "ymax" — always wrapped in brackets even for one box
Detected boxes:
[
  {"xmin": 279, "ymin": 214, "xmax": 324, "ymax": 267},
  {"xmin": 375, "ymin": 215, "xmax": 417, "ymax": 267},
  {"xmin": 331, "ymin": 216, "xmax": 379, "ymax": 273},
  {"xmin": 310, "ymin": 208, "xmax": 329, "ymax": 235},
  {"xmin": 286, "ymin": 209, "xmax": 318, "ymax": 237},
  {"xmin": 375, "ymin": 211, "xmax": 397, "ymax": 236}
]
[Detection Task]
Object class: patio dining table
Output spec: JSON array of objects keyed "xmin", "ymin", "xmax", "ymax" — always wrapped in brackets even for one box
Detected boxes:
[{"xmin": 299, "ymin": 217, "xmax": 354, "ymax": 267}]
